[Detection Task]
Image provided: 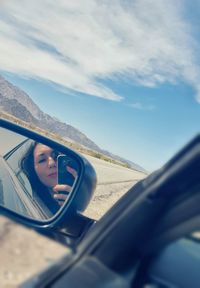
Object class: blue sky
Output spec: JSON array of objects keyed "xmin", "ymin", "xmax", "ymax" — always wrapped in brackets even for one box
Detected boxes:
[{"xmin": 0, "ymin": 1, "xmax": 200, "ymax": 171}]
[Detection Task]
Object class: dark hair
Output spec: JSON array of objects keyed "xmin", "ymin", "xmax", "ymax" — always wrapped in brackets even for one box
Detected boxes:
[
  {"xmin": 20, "ymin": 140, "xmax": 47, "ymax": 195},
  {"xmin": 20, "ymin": 140, "xmax": 60, "ymax": 214}
]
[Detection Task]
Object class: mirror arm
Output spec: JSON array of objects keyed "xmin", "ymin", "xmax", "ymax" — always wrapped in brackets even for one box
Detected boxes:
[
  {"xmin": 59, "ymin": 212, "xmax": 96, "ymax": 240},
  {"xmin": 35, "ymin": 213, "xmax": 96, "ymax": 249}
]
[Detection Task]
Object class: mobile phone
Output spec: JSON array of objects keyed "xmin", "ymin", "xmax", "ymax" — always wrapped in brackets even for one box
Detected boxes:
[{"xmin": 57, "ymin": 155, "xmax": 77, "ymax": 187}]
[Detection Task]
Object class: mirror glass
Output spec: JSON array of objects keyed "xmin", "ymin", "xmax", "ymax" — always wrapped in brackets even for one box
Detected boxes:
[{"xmin": 0, "ymin": 127, "xmax": 80, "ymax": 220}]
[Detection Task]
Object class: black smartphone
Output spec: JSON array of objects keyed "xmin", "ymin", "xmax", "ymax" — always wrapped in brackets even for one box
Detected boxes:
[{"xmin": 57, "ymin": 155, "xmax": 77, "ymax": 187}]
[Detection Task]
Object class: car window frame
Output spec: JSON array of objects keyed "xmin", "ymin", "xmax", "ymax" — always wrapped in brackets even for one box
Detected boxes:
[
  {"xmin": 1, "ymin": 139, "xmax": 53, "ymax": 219},
  {"xmin": 131, "ymin": 183, "xmax": 200, "ymax": 287}
]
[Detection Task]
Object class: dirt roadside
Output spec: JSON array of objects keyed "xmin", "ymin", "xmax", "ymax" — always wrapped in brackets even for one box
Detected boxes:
[{"xmin": 0, "ymin": 216, "xmax": 68, "ymax": 288}]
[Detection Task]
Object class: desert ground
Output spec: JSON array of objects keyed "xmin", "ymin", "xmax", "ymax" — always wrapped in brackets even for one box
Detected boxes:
[{"xmin": 0, "ymin": 155, "xmax": 147, "ymax": 287}]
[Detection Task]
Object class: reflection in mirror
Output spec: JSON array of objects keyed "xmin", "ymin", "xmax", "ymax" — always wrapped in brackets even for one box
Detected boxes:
[{"xmin": 0, "ymin": 127, "xmax": 79, "ymax": 220}]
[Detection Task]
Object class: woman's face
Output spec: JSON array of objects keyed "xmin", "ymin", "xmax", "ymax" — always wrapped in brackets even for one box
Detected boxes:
[{"xmin": 33, "ymin": 144, "xmax": 58, "ymax": 189}]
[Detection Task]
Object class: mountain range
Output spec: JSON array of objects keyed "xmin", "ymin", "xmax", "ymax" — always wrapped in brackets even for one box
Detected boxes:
[{"xmin": 0, "ymin": 75, "xmax": 146, "ymax": 172}]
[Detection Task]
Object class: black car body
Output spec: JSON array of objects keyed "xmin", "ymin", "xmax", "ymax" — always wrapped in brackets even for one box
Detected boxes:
[{"xmin": 0, "ymin": 119, "xmax": 200, "ymax": 288}]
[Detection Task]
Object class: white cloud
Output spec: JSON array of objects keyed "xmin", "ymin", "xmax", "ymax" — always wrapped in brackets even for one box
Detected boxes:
[
  {"xmin": 0, "ymin": 0, "xmax": 200, "ymax": 102},
  {"xmin": 130, "ymin": 102, "xmax": 155, "ymax": 111}
]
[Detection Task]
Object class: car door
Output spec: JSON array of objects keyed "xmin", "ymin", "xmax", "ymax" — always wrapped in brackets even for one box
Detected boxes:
[{"xmin": 20, "ymin": 135, "xmax": 200, "ymax": 287}]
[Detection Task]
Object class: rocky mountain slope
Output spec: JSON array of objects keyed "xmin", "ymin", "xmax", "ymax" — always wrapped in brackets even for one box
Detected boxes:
[{"xmin": 0, "ymin": 75, "xmax": 146, "ymax": 172}]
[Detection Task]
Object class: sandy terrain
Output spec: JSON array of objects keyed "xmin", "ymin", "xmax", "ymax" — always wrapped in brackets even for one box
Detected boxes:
[
  {"xmin": 0, "ymin": 156, "xmax": 146, "ymax": 287},
  {"xmin": 0, "ymin": 216, "xmax": 68, "ymax": 288}
]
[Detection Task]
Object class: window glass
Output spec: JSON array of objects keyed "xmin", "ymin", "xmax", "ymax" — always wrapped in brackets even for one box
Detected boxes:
[
  {"xmin": 6, "ymin": 140, "xmax": 33, "ymax": 197},
  {"xmin": 145, "ymin": 231, "xmax": 200, "ymax": 288}
]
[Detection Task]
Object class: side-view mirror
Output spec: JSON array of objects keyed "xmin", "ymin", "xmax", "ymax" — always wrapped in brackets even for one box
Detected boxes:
[{"xmin": 0, "ymin": 118, "xmax": 97, "ymax": 247}]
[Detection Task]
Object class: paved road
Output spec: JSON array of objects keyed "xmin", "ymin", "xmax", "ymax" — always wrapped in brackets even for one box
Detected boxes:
[
  {"xmin": 83, "ymin": 154, "xmax": 147, "ymax": 219},
  {"xmin": 84, "ymin": 154, "xmax": 146, "ymax": 184}
]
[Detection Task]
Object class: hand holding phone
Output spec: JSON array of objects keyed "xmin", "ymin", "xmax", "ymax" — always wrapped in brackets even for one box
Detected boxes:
[{"xmin": 53, "ymin": 155, "xmax": 78, "ymax": 206}]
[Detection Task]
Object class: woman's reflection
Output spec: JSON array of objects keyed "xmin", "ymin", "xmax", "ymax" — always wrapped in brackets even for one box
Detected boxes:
[{"xmin": 20, "ymin": 141, "xmax": 77, "ymax": 215}]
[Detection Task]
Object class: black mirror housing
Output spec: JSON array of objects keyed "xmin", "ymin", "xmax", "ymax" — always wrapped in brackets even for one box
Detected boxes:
[{"xmin": 0, "ymin": 118, "xmax": 97, "ymax": 245}]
